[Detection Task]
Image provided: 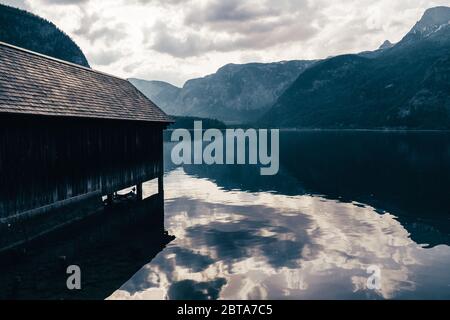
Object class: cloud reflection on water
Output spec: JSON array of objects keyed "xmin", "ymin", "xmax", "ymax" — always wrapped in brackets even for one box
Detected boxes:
[{"xmin": 109, "ymin": 169, "xmax": 450, "ymax": 300}]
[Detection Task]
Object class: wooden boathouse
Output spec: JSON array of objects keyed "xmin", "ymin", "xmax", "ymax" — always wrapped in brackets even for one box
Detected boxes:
[{"xmin": 0, "ymin": 42, "xmax": 173, "ymax": 250}]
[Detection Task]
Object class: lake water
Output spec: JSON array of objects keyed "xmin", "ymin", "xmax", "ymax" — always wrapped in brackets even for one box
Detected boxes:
[{"xmin": 109, "ymin": 131, "xmax": 450, "ymax": 300}]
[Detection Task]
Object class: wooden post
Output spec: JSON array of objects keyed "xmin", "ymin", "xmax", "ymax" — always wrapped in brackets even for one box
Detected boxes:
[
  {"xmin": 136, "ymin": 183, "xmax": 143, "ymax": 201},
  {"xmin": 158, "ymin": 129, "xmax": 164, "ymax": 197},
  {"xmin": 158, "ymin": 174, "xmax": 164, "ymax": 197},
  {"xmin": 106, "ymin": 193, "xmax": 114, "ymax": 206},
  {"xmin": 157, "ymin": 174, "xmax": 165, "ymax": 225}
]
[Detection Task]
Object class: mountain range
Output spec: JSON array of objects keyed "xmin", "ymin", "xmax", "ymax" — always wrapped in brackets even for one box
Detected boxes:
[
  {"xmin": 0, "ymin": 4, "xmax": 89, "ymax": 68},
  {"xmin": 129, "ymin": 60, "xmax": 314, "ymax": 123},
  {"xmin": 133, "ymin": 6, "xmax": 450, "ymax": 129},
  {"xmin": 2, "ymin": 4, "xmax": 449, "ymax": 129},
  {"xmin": 260, "ymin": 6, "xmax": 450, "ymax": 129}
]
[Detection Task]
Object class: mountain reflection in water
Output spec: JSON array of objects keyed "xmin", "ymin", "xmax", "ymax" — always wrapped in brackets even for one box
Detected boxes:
[{"xmin": 110, "ymin": 131, "xmax": 450, "ymax": 300}]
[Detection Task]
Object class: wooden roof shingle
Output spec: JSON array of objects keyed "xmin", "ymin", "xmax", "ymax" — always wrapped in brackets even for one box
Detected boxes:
[{"xmin": 0, "ymin": 42, "xmax": 173, "ymax": 123}]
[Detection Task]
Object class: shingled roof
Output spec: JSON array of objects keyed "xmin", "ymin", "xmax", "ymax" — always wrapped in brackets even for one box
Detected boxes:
[{"xmin": 0, "ymin": 42, "xmax": 173, "ymax": 123}]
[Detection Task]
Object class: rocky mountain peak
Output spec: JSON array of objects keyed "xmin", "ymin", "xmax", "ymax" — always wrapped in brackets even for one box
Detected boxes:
[
  {"xmin": 379, "ymin": 40, "xmax": 394, "ymax": 50},
  {"xmin": 409, "ymin": 6, "xmax": 450, "ymax": 37}
]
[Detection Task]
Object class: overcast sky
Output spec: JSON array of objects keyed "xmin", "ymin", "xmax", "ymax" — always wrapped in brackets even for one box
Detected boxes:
[{"xmin": 2, "ymin": 0, "xmax": 450, "ymax": 86}]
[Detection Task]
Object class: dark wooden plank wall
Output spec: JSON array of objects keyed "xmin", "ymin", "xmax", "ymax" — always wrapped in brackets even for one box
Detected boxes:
[{"xmin": 0, "ymin": 114, "xmax": 164, "ymax": 220}]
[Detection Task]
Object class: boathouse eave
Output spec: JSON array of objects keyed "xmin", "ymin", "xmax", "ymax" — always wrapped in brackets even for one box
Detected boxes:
[{"xmin": 0, "ymin": 41, "xmax": 173, "ymax": 124}]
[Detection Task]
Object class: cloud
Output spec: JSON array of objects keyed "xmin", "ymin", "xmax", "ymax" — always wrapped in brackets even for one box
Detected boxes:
[
  {"xmin": 39, "ymin": 0, "xmax": 89, "ymax": 4},
  {"xmin": 11, "ymin": 0, "xmax": 450, "ymax": 86},
  {"xmin": 149, "ymin": 21, "xmax": 215, "ymax": 58},
  {"xmin": 185, "ymin": 0, "xmax": 275, "ymax": 24},
  {"xmin": 109, "ymin": 170, "xmax": 447, "ymax": 300},
  {"xmin": 133, "ymin": 0, "xmax": 186, "ymax": 5},
  {"xmin": 0, "ymin": 0, "xmax": 30, "ymax": 10},
  {"xmin": 74, "ymin": 11, "xmax": 128, "ymax": 44},
  {"xmin": 148, "ymin": 1, "xmax": 322, "ymax": 58},
  {"xmin": 88, "ymin": 49, "xmax": 124, "ymax": 66}
]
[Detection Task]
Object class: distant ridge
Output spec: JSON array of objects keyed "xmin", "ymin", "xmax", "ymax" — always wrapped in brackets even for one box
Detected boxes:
[
  {"xmin": 130, "ymin": 60, "xmax": 314, "ymax": 124},
  {"xmin": 259, "ymin": 6, "xmax": 450, "ymax": 129}
]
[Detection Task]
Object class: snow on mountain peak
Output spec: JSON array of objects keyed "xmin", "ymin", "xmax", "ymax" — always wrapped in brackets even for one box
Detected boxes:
[{"xmin": 409, "ymin": 6, "xmax": 450, "ymax": 37}]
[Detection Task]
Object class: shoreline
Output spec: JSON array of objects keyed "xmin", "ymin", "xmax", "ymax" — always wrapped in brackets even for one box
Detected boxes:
[{"xmin": 164, "ymin": 128, "xmax": 450, "ymax": 133}]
